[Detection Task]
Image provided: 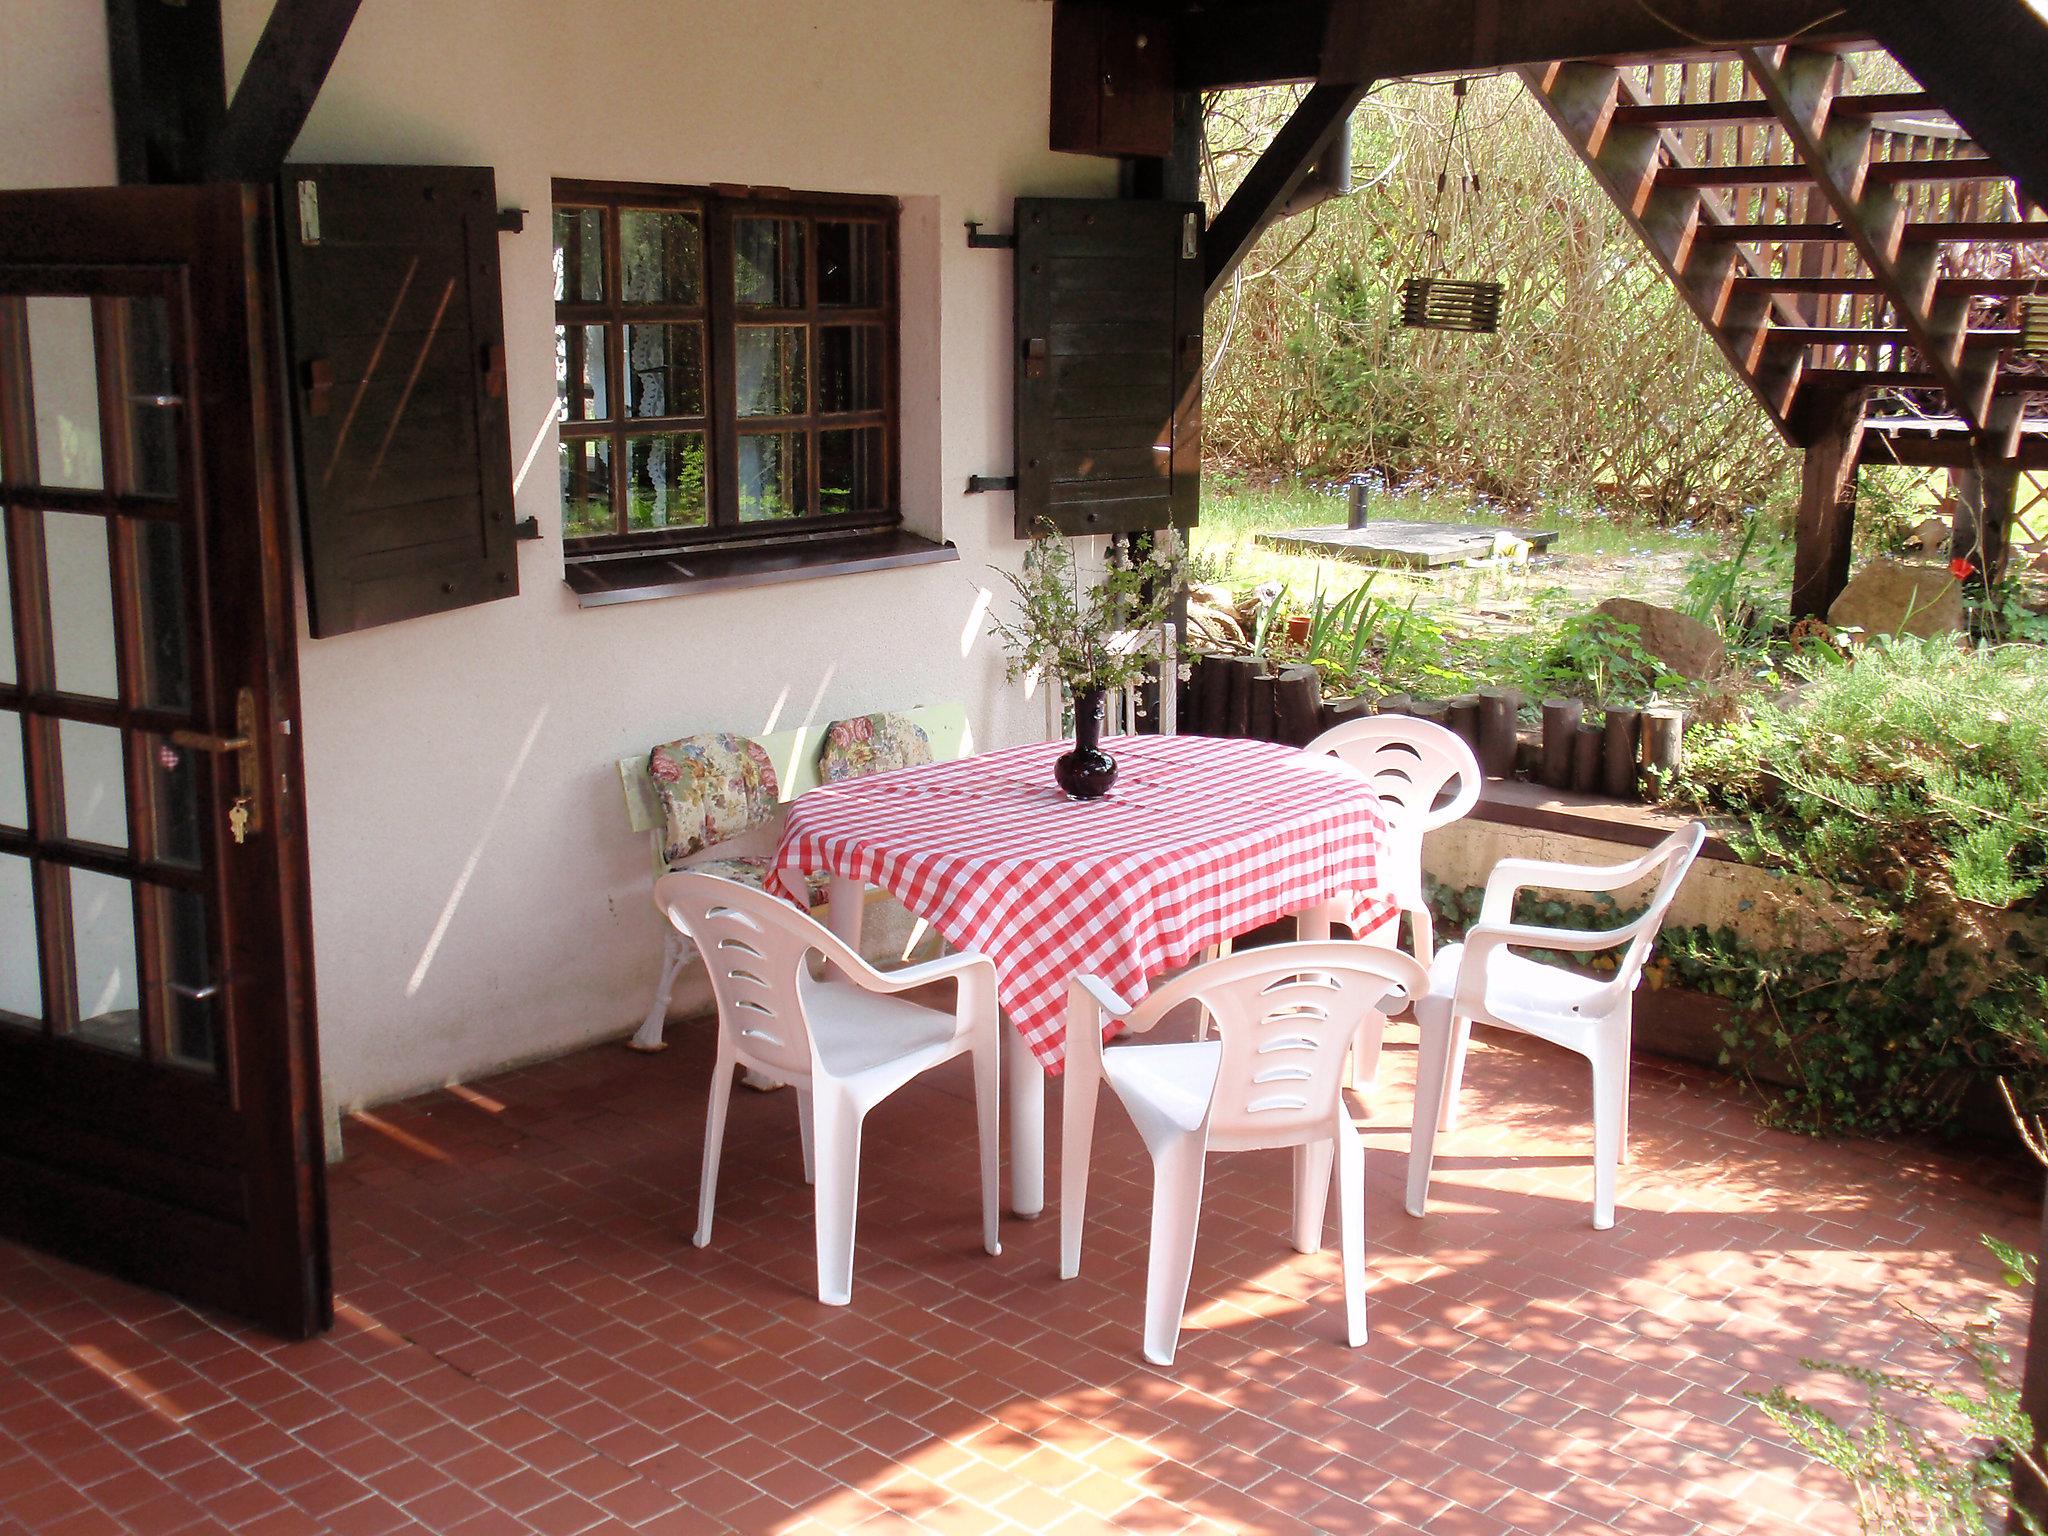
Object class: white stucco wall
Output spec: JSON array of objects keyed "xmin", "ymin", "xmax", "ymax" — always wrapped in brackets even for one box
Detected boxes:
[{"xmin": 2, "ymin": 0, "xmax": 1113, "ymax": 1112}]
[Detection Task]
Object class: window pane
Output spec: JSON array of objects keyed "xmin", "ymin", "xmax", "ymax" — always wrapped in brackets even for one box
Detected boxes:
[
  {"xmin": 734, "ymin": 218, "xmax": 805, "ymax": 307},
  {"xmin": 148, "ymin": 883, "xmax": 216, "ymax": 1075},
  {"xmin": 626, "ymin": 323, "xmax": 704, "ymax": 419},
  {"xmin": 0, "ymin": 710, "xmax": 24, "ymax": 829},
  {"xmin": 621, "ymin": 210, "xmax": 703, "ymax": 305},
  {"xmin": 58, "ymin": 719, "xmax": 127, "ymax": 850},
  {"xmin": 26, "ymin": 296, "xmax": 103, "ymax": 490},
  {"xmin": 559, "ymin": 438, "xmax": 613, "ymax": 539},
  {"xmin": 133, "ymin": 520, "xmax": 191, "ymax": 713},
  {"xmin": 817, "ymin": 325, "xmax": 884, "ymax": 414},
  {"xmin": 553, "ymin": 207, "xmax": 605, "ymax": 302},
  {"xmin": 141, "ymin": 732, "xmax": 202, "ymax": 869},
  {"xmin": 70, "ymin": 867, "xmax": 139, "ymax": 1056},
  {"xmin": 44, "ymin": 510, "xmax": 119, "ymax": 700},
  {"xmin": 738, "ymin": 431, "xmax": 808, "ymax": 522},
  {"xmin": 555, "ymin": 323, "xmax": 610, "ymax": 422},
  {"xmin": 819, "ymin": 427, "xmax": 886, "ymax": 516},
  {"xmin": 736, "ymin": 326, "xmax": 807, "ymax": 418},
  {"xmin": 114, "ymin": 294, "xmax": 179, "ymax": 497},
  {"xmin": 0, "ymin": 853, "xmax": 38, "ymax": 1025},
  {"xmin": 624, "ymin": 432, "xmax": 708, "ymax": 532},
  {"xmin": 817, "ymin": 221, "xmax": 885, "ymax": 308}
]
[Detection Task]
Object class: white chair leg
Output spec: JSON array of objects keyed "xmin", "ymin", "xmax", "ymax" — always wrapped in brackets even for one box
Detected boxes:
[
  {"xmin": 1336, "ymin": 1125, "xmax": 1368, "ymax": 1346},
  {"xmin": 1348, "ymin": 1015, "xmax": 1385, "ymax": 1096},
  {"xmin": 796, "ymin": 1089, "xmax": 816, "ymax": 1185},
  {"xmin": 1589, "ymin": 1028, "xmax": 1629, "ymax": 1231},
  {"xmin": 630, "ymin": 932, "xmax": 691, "ymax": 1052},
  {"xmin": 971, "ymin": 1033, "xmax": 1003, "ymax": 1258},
  {"xmin": 1406, "ymin": 1006, "xmax": 1456, "ymax": 1218},
  {"xmin": 693, "ymin": 1047, "xmax": 736, "ymax": 1247},
  {"xmin": 1005, "ymin": 1024, "xmax": 1045, "ymax": 1218},
  {"xmin": 1290, "ymin": 1140, "xmax": 1334, "ymax": 1254},
  {"xmin": 1408, "ymin": 903, "xmax": 1434, "ymax": 967},
  {"xmin": 1059, "ymin": 1058, "xmax": 1102, "ymax": 1280},
  {"xmin": 810, "ymin": 1085, "xmax": 864, "ymax": 1305},
  {"xmin": 1141, "ymin": 1135, "xmax": 1208, "ymax": 1368},
  {"xmin": 1438, "ymin": 1019, "xmax": 1473, "ymax": 1133}
]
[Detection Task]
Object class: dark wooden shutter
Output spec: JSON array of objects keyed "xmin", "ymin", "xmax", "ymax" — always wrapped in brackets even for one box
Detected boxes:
[
  {"xmin": 276, "ymin": 164, "xmax": 517, "ymax": 636},
  {"xmin": 1013, "ymin": 197, "xmax": 1202, "ymax": 539}
]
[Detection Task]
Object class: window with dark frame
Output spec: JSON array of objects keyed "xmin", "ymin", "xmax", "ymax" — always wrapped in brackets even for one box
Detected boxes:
[{"xmin": 552, "ymin": 180, "xmax": 899, "ymax": 557}]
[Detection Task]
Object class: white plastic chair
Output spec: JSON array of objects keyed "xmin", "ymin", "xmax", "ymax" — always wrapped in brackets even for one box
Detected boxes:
[
  {"xmin": 1302, "ymin": 716, "xmax": 1482, "ymax": 1100},
  {"xmin": 1405, "ymin": 823, "xmax": 1706, "ymax": 1231},
  {"xmin": 1060, "ymin": 941, "xmax": 1430, "ymax": 1366},
  {"xmin": 653, "ymin": 871, "xmax": 1002, "ymax": 1305}
]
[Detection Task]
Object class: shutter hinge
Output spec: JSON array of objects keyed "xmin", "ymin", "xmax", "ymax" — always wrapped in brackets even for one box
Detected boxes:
[
  {"xmin": 965, "ymin": 475, "xmax": 1017, "ymax": 494},
  {"xmin": 964, "ymin": 219, "xmax": 1016, "ymax": 250}
]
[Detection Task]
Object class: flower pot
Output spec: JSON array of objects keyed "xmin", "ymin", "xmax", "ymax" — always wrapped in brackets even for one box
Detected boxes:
[{"xmin": 1055, "ymin": 688, "xmax": 1118, "ymax": 799}]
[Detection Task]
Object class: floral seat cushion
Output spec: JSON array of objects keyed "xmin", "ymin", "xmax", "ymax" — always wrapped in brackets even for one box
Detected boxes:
[
  {"xmin": 686, "ymin": 855, "xmax": 831, "ymax": 907},
  {"xmin": 648, "ymin": 732, "xmax": 780, "ymax": 867},
  {"xmin": 818, "ymin": 711, "xmax": 933, "ymax": 785}
]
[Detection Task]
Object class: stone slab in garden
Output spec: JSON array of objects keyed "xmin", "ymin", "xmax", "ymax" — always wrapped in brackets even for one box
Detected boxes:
[{"xmin": 1255, "ymin": 521, "xmax": 1559, "ymax": 569}]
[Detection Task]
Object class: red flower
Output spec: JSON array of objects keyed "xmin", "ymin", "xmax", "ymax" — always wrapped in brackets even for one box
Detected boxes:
[{"xmin": 1950, "ymin": 557, "xmax": 1976, "ymax": 581}]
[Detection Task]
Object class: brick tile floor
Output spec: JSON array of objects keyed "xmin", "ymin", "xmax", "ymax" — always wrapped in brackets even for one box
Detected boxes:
[{"xmin": 1, "ymin": 1020, "xmax": 2036, "ymax": 1535}]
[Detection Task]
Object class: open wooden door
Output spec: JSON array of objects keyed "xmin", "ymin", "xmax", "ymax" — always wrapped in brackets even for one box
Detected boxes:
[{"xmin": 0, "ymin": 185, "xmax": 328, "ymax": 1338}]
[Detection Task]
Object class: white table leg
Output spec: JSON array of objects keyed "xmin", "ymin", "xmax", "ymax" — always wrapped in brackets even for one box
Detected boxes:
[
  {"xmin": 1296, "ymin": 900, "xmax": 1334, "ymax": 942},
  {"xmin": 825, "ymin": 875, "xmax": 864, "ymax": 974},
  {"xmin": 1005, "ymin": 1022, "xmax": 1045, "ymax": 1218}
]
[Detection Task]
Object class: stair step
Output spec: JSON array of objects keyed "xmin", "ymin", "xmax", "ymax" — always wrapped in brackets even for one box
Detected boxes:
[
  {"xmin": 1766, "ymin": 326, "xmax": 2020, "ymax": 347},
  {"xmin": 1901, "ymin": 221, "xmax": 2048, "ymax": 243},
  {"xmin": 1866, "ymin": 157, "xmax": 2004, "ymax": 184},
  {"xmin": 1657, "ymin": 162, "xmax": 1815, "ymax": 189},
  {"xmin": 1733, "ymin": 276, "xmax": 2047, "ymax": 297},
  {"xmin": 1698, "ymin": 221, "xmax": 1847, "ymax": 243},
  {"xmin": 1612, "ymin": 91, "xmax": 1946, "ymax": 130}
]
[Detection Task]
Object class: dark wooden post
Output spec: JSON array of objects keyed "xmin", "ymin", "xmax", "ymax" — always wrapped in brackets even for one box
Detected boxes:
[
  {"xmin": 1953, "ymin": 460, "xmax": 2020, "ymax": 582},
  {"xmin": 1791, "ymin": 386, "xmax": 1867, "ymax": 620},
  {"xmin": 1540, "ymin": 698, "xmax": 1582, "ymax": 789},
  {"xmin": 2008, "ymin": 1181, "xmax": 2048, "ymax": 1533}
]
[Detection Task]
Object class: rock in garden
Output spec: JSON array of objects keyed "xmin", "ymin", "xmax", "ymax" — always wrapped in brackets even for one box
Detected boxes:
[
  {"xmin": 1826, "ymin": 558, "xmax": 1963, "ymax": 639},
  {"xmin": 1591, "ymin": 598, "xmax": 1726, "ymax": 680},
  {"xmin": 1185, "ymin": 582, "xmax": 1247, "ymax": 648}
]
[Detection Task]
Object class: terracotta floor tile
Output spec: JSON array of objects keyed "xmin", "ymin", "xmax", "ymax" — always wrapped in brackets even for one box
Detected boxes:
[{"xmin": 0, "ymin": 1025, "xmax": 2032, "ymax": 1536}]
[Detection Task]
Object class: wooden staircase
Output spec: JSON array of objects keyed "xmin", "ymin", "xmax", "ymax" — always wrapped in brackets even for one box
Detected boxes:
[{"xmin": 1523, "ymin": 45, "xmax": 2048, "ymax": 609}]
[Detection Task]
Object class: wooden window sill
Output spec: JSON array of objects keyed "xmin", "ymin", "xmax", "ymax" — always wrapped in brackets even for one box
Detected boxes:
[{"xmin": 564, "ymin": 528, "xmax": 957, "ymax": 607}]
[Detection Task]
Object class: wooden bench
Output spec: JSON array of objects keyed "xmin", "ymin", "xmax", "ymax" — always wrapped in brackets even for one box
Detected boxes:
[{"xmin": 617, "ymin": 703, "xmax": 971, "ymax": 1050}]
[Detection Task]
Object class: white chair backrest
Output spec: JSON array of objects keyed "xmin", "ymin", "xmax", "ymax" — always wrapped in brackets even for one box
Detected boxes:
[
  {"xmin": 1304, "ymin": 717, "xmax": 1481, "ymax": 895},
  {"xmin": 654, "ymin": 871, "xmax": 869, "ymax": 1081},
  {"xmin": 1609, "ymin": 822, "xmax": 1706, "ymax": 1000},
  {"xmin": 1117, "ymin": 942, "xmax": 1429, "ymax": 1149}
]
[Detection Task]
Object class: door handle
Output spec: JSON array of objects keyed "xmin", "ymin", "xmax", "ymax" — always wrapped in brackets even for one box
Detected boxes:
[{"xmin": 171, "ymin": 688, "xmax": 263, "ymax": 839}]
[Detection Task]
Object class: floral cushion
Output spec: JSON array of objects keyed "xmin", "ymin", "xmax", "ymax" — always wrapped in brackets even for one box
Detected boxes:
[
  {"xmin": 648, "ymin": 732, "xmax": 780, "ymax": 866},
  {"xmin": 818, "ymin": 711, "xmax": 933, "ymax": 785},
  {"xmin": 685, "ymin": 855, "xmax": 831, "ymax": 907}
]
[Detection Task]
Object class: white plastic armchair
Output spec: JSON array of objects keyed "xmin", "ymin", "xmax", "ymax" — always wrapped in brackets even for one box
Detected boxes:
[
  {"xmin": 653, "ymin": 871, "xmax": 1002, "ymax": 1306},
  {"xmin": 1302, "ymin": 716, "xmax": 1482, "ymax": 1095},
  {"xmin": 1405, "ymin": 822, "xmax": 1706, "ymax": 1231},
  {"xmin": 1060, "ymin": 941, "xmax": 1429, "ymax": 1366}
]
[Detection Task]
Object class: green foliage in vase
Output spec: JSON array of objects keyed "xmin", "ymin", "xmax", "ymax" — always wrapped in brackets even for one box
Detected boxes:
[{"xmin": 987, "ymin": 527, "xmax": 1184, "ymax": 697}]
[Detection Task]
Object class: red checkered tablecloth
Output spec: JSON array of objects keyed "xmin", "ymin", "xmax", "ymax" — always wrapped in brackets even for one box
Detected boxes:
[{"xmin": 769, "ymin": 734, "xmax": 1396, "ymax": 1075}]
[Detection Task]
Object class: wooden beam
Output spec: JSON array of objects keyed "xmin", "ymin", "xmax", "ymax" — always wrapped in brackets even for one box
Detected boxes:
[
  {"xmin": 1952, "ymin": 460, "xmax": 2020, "ymax": 578},
  {"xmin": 1202, "ymin": 81, "xmax": 1367, "ymax": 304},
  {"xmin": 2011, "ymin": 1186, "xmax": 2048, "ymax": 1535},
  {"xmin": 1316, "ymin": 0, "xmax": 1863, "ymax": 87},
  {"xmin": 1791, "ymin": 384, "xmax": 1867, "ymax": 618},
  {"xmin": 104, "ymin": 0, "xmax": 227, "ymax": 184},
  {"xmin": 1175, "ymin": 0, "xmax": 1327, "ymax": 89},
  {"xmin": 1850, "ymin": 0, "xmax": 2048, "ymax": 217},
  {"xmin": 208, "ymin": 0, "xmax": 361, "ymax": 183}
]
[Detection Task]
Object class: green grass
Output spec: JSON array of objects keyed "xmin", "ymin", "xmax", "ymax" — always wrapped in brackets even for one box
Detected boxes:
[{"xmin": 1190, "ymin": 475, "xmax": 1733, "ymax": 604}]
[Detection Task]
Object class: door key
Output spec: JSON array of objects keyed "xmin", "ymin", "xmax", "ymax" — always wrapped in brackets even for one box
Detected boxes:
[{"xmin": 229, "ymin": 797, "xmax": 252, "ymax": 845}]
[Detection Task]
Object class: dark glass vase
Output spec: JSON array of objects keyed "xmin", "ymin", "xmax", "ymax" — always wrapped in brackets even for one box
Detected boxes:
[{"xmin": 1055, "ymin": 687, "xmax": 1118, "ymax": 800}]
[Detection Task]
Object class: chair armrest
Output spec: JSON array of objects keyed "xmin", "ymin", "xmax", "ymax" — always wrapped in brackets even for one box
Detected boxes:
[
  {"xmin": 1454, "ymin": 919, "xmax": 1643, "ymax": 1013},
  {"xmin": 1064, "ymin": 974, "xmax": 1132, "ymax": 1084},
  {"xmin": 850, "ymin": 948, "xmax": 996, "ymax": 995},
  {"xmin": 1476, "ymin": 844, "xmax": 1675, "ymax": 924}
]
